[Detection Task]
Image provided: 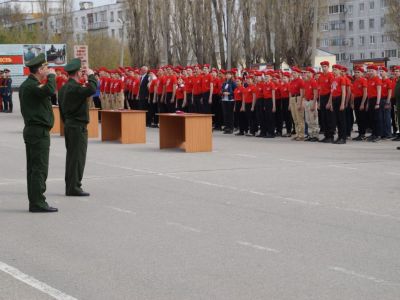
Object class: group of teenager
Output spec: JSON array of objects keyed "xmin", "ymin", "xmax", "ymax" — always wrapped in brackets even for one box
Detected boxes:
[
  {"xmin": 52, "ymin": 61, "xmax": 400, "ymax": 147},
  {"xmin": 0, "ymin": 68, "xmax": 13, "ymax": 113}
]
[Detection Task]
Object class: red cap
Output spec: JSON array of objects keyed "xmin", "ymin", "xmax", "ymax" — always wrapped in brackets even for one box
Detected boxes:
[
  {"xmin": 393, "ymin": 66, "xmax": 400, "ymax": 71},
  {"xmin": 203, "ymin": 64, "xmax": 210, "ymax": 68},
  {"xmin": 354, "ymin": 66, "xmax": 364, "ymax": 73},
  {"xmin": 380, "ymin": 66, "xmax": 388, "ymax": 72},
  {"xmin": 367, "ymin": 65, "xmax": 379, "ymax": 71},
  {"xmin": 291, "ymin": 67, "xmax": 301, "ymax": 73},
  {"xmin": 341, "ymin": 66, "xmax": 348, "ymax": 72},
  {"xmin": 305, "ymin": 67, "xmax": 316, "ymax": 74},
  {"xmin": 320, "ymin": 61, "xmax": 330, "ymax": 67},
  {"xmin": 332, "ymin": 64, "xmax": 342, "ymax": 70},
  {"xmin": 282, "ymin": 72, "xmax": 291, "ymax": 77}
]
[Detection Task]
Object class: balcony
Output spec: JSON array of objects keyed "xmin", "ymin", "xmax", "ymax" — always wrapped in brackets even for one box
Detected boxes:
[{"xmin": 87, "ymin": 21, "xmax": 108, "ymax": 31}]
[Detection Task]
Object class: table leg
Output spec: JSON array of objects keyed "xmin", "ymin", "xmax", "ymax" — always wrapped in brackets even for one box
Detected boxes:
[
  {"xmin": 184, "ymin": 117, "xmax": 212, "ymax": 152},
  {"xmin": 159, "ymin": 116, "xmax": 184, "ymax": 149}
]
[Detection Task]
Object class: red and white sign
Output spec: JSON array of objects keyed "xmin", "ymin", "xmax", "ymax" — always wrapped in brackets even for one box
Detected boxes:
[
  {"xmin": 0, "ymin": 55, "xmax": 24, "ymax": 64},
  {"xmin": 73, "ymin": 45, "xmax": 89, "ymax": 67}
]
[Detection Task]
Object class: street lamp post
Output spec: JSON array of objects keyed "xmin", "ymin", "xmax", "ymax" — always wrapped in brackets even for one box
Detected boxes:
[{"xmin": 118, "ymin": 18, "xmax": 125, "ymax": 67}]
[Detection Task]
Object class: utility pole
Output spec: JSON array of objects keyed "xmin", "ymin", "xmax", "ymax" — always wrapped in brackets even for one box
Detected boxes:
[{"xmin": 226, "ymin": 0, "xmax": 232, "ymax": 70}]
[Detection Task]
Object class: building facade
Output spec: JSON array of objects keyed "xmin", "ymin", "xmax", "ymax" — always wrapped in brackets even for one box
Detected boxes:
[{"xmin": 318, "ymin": 0, "xmax": 400, "ymax": 69}]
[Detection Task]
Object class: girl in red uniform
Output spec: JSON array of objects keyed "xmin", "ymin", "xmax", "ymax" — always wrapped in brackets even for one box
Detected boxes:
[
  {"xmin": 380, "ymin": 67, "xmax": 394, "ymax": 139},
  {"xmin": 233, "ymin": 77, "xmax": 245, "ymax": 135},
  {"xmin": 329, "ymin": 65, "xmax": 347, "ymax": 144},
  {"xmin": 351, "ymin": 67, "xmax": 368, "ymax": 140},
  {"xmin": 366, "ymin": 65, "xmax": 382, "ymax": 142},
  {"xmin": 175, "ymin": 77, "xmax": 185, "ymax": 111},
  {"xmin": 242, "ymin": 76, "xmax": 257, "ymax": 136}
]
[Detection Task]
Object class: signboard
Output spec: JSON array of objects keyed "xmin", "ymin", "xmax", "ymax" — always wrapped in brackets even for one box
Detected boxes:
[
  {"xmin": 0, "ymin": 43, "xmax": 67, "ymax": 88},
  {"xmin": 73, "ymin": 45, "xmax": 89, "ymax": 67}
]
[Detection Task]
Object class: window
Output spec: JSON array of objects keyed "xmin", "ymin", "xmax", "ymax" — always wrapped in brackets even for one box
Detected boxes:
[
  {"xmin": 81, "ymin": 16, "xmax": 86, "ymax": 29},
  {"xmin": 381, "ymin": 0, "xmax": 388, "ymax": 7},
  {"xmin": 100, "ymin": 11, "xmax": 107, "ymax": 22},
  {"xmin": 320, "ymin": 39, "xmax": 329, "ymax": 47},
  {"xmin": 321, "ymin": 23, "xmax": 329, "ymax": 31},
  {"xmin": 360, "ymin": 2, "xmax": 365, "ymax": 10},
  {"xmin": 118, "ymin": 11, "xmax": 123, "ymax": 20},
  {"xmin": 385, "ymin": 49, "xmax": 397, "ymax": 57},
  {"xmin": 370, "ymin": 1, "xmax": 374, "ymax": 9},
  {"xmin": 349, "ymin": 53, "xmax": 354, "ymax": 60},
  {"xmin": 349, "ymin": 21, "xmax": 353, "ymax": 31},
  {"xmin": 370, "ymin": 35, "xmax": 376, "ymax": 44},
  {"xmin": 119, "ymin": 28, "xmax": 123, "ymax": 39},
  {"xmin": 370, "ymin": 52, "xmax": 375, "ymax": 59},
  {"xmin": 331, "ymin": 37, "xmax": 345, "ymax": 46},
  {"xmin": 349, "ymin": 37, "xmax": 354, "ymax": 46},
  {"xmin": 348, "ymin": 5, "xmax": 353, "ymax": 14},
  {"xmin": 111, "ymin": 29, "xmax": 115, "ymax": 38},
  {"xmin": 74, "ymin": 17, "xmax": 78, "ymax": 27},
  {"xmin": 382, "ymin": 35, "xmax": 394, "ymax": 42},
  {"xmin": 369, "ymin": 18, "xmax": 375, "ymax": 29},
  {"xmin": 330, "ymin": 20, "xmax": 346, "ymax": 30},
  {"xmin": 360, "ymin": 53, "xmax": 365, "ymax": 59},
  {"xmin": 340, "ymin": 53, "xmax": 346, "ymax": 61},
  {"xmin": 381, "ymin": 17, "xmax": 385, "ymax": 28},
  {"xmin": 110, "ymin": 11, "xmax": 114, "ymax": 22},
  {"xmin": 359, "ymin": 19, "xmax": 365, "ymax": 30},
  {"xmin": 336, "ymin": 54, "xmax": 340, "ymax": 61},
  {"xmin": 359, "ymin": 36, "xmax": 365, "ymax": 45},
  {"xmin": 382, "ymin": 51, "xmax": 385, "ymax": 57},
  {"xmin": 328, "ymin": 4, "xmax": 345, "ymax": 14}
]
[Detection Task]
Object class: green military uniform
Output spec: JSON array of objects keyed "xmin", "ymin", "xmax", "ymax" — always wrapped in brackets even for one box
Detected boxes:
[
  {"xmin": 58, "ymin": 59, "xmax": 97, "ymax": 195},
  {"xmin": 19, "ymin": 54, "xmax": 56, "ymax": 210}
]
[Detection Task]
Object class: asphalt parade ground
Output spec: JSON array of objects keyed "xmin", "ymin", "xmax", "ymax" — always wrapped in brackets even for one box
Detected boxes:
[{"xmin": 1, "ymin": 97, "xmax": 400, "ymax": 300}]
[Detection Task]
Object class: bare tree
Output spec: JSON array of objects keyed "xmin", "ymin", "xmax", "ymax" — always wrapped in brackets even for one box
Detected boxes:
[{"xmin": 386, "ymin": 0, "xmax": 400, "ymax": 45}]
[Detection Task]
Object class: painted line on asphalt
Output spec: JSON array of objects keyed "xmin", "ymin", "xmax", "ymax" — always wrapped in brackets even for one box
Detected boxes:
[
  {"xmin": 327, "ymin": 164, "xmax": 358, "ymax": 170},
  {"xmin": 231, "ymin": 153, "xmax": 258, "ymax": 158},
  {"xmin": 166, "ymin": 221, "xmax": 202, "ymax": 233},
  {"xmin": 279, "ymin": 159, "xmax": 305, "ymax": 163},
  {"xmin": 105, "ymin": 206, "xmax": 136, "ymax": 214},
  {"xmin": 328, "ymin": 266, "xmax": 400, "ymax": 286},
  {"xmin": 282, "ymin": 197, "xmax": 321, "ymax": 206},
  {"xmin": 0, "ymin": 261, "xmax": 78, "ymax": 300},
  {"xmin": 237, "ymin": 241, "xmax": 280, "ymax": 253}
]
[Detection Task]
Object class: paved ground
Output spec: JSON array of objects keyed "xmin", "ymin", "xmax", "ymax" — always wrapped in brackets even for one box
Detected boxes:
[{"xmin": 1, "ymin": 96, "xmax": 400, "ymax": 300}]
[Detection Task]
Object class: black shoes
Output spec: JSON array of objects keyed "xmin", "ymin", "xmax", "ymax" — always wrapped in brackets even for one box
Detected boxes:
[
  {"xmin": 319, "ymin": 137, "xmax": 334, "ymax": 143},
  {"xmin": 235, "ymin": 132, "xmax": 244, "ymax": 136},
  {"xmin": 223, "ymin": 130, "xmax": 233, "ymax": 134},
  {"xmin": 66, "ymin": 191, "xmax": 90, "ymax": 197},
  {"xmin": 307, "ymin": 137, "xmax": 319, "ymax": 142},
  {"xmin": 334, "ymin": 138, "xmax": 346, "ymax": 144},
  {"xmin": 29, "ymin": 205, "xmax": 58, "ymax": 213},
  {"xmin": 352, "ymin": 135, "xmax": 365, "ymax": 141}
]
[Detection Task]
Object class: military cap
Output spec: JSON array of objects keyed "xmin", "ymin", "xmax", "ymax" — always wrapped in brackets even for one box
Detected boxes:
[
  {"xmin": 64, "ymin": 58, "xmax": 82, "ymax": 72},
  {"xmin": 380, "ymin": 66, "xmax": 388, "ymax": 72},
  {"xmin": 392, "ymin": 66, "xmax": 400, "ymax": 71},
  {"xmin": 305, "ymin": 67, "xmax": 316, "ymax": 74},
  {"xmin": 366, "ymin": 65, "xmax": 378, "ymax": 71},
  {"xmin": 25, "ymin": 53, "xmax": 47, "ymax": 68},
  {"xmin": 354, "ymin": 66, "xmax": 364, "ymax": 73},
  {"xmin": 320, "ymin": 61, "xmax": 330, "ymax": 67}
]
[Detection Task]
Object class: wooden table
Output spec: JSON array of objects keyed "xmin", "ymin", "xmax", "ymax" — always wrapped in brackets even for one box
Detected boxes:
[
  {"xmin": 60, "ymin": 108, "xmax": 99, "ymax": 138},
  {"xmin": 158, "ymin": 113, "xmax": 213, "ymax": 153},
  {"xmin": 101, "ymin": 110, "xmax": 146, "ymax": 144},
  {"xmin": 50, "ymin": 106, "xmax": 61, "ymax": 134}
]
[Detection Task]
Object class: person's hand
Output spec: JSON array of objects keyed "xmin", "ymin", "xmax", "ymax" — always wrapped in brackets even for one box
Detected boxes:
[
  {"xmin": 47, "ymin": 68, "xmax": 56, "ymax": 76},
  {"xmin": 360, "ymin": 103, "xmax": 365, "ymax": 111},
  {"xmin": 340, "ymin": 104, "xmax": 345, "ymax": 111},
  {"xmin": 251, "ymin": 106, "xmax": 255, "ymax": 112},
  {"xmin": 86, "ymin": 68, "xmax": 94, "ymax": 76},
  {"xmin": 375, "ymin": 103, "xmax": 380, "ymax": 110},
  {"xmin": 350, "ymin": 102, "xmax": 354, "ymax": 110},
  {"xmin": 297, "ymin": 104, "xmax": 302, "ymax": 111},
  {"xmin": 240, "ymin": 105, "xmax": 245, "ymax": 112},
  {"xmin": 209, "ymin": 98, "xmax": 212, "ymax": 104},
  {"xmin": 311, "ymin": 105, "xmax": 316, "ymax": 112},
  {"xmin": 326, "ymin": 102, "xmax": 331, "ymax": 110},
  {"xmin": 385, "ymin": 103, "xmax": 391, "ymax": 110},
  {"xmin": 272, "ymin": 106, "xmax": 276, "ymax": 113}
]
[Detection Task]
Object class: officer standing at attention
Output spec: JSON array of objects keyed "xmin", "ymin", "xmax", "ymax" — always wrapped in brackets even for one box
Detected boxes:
[
  {"xmin": 19, "ymin": 53, "xmax": 58, "ymax": 213},
  {"xmin": 58, "ymin": 58, "xmax": 97, "ymax": 197}
]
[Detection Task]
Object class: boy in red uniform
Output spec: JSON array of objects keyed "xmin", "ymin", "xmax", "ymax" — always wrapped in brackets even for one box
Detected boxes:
[
  {"xmin": 279, "ymin": 72, "xmax": 292, "ymax": 137},
  {"xmin": 233, "ymin": 77, "xmax": 246, "ymax": 135},
  {"xmin": 201, "ymin": 64, "xmax": 213, "ymax": 114},
  {"xmin": 302, "ymin": 67, "xmax": 319, "ymax": 142},
  {"xmin": 164, "ymin": 66, "xmax": 177, "ymax": 113},
  {"xmin": 192, "ymin": 65, "xmax": 203, "ymax": 113},
  {"xmin": 175, "ymin": 76, "xmax": 185, "ymax": 111},
  {"xmin": 318, "ymin": 61, "xmax": 335, "ymax": 142},
  {"xmin": 254, "ymin": 72, "xmax": 266, "ymax": 137},
  {"xmin": 211, "ymin": 68, "xmax": 223, "ymax": 130},
  {"xmin": 130, "ymin": 72, "xmax": 140, "ymax": 110},
  {"xmin": 262, "ymin": 72, "xmax": 276, "ymax": 138},
  {"xmin": 289, "ymin": 67, "xmax": 305, "ymax": 140},
  {"xmin": 329, "ymin": 65, "xmax": 347, "ymax": 144},
  {"xmin": 184, "ymin": 67, "xmax": 194, "ymax": 112},
  {"xmin": 380, "ymin": 67, "xmax": 393, "ymax": 139},
  {"xmin": 366, "ymin": 65, "xmax": 382, "ymax": 142},
  {"xmin": 242, "ymin": 76, "xmax": 257, "ymax": 136},
  {"xmin": 351, "ymin": 66, "xmax": 368, "ymax": 140}
]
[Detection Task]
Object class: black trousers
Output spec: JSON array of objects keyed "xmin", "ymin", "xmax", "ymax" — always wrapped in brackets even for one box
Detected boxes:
[
  {"xmin": 202, "ymin": 92, "xmax": 211, "ymax": 114},
  {"xmin": 186, "ymin": 93, "xmax": 193, "ymax": 113},
  {"xmin": 212, "ymin": 94, "xmax": 223, "ymax": 128},
  {"xmin": 367, "ymin": 97, "xmax": 382, "ymax": 137},
  {"xmin": 281, "ymin": 98, "xmax": 292, "ymax": 134},
  {"xmin": 354, "ymin": 97, "xmax": 367, "ymax": 135},
  {"xmin": 345, "ymin": 106, "xmax": 354, "ymax": 136},
  {"xmin": 165, "ymin": 92, "xmax": 175, "ymax": 113},
  {"xmin": 255, "ymin": 98, "xmax": 266, "ymax": 135},
  {"xmin": 320, "ymin": 93, "xmax": 335, "ymax": 138},
  {"xmin": 149, "ymin": 93, "xmax": 159, "ymax": 125},
  {"xmin": 176, "ymin": 99, "xmax": 184, "ymax": 111},
  {"xmin": 265, "ymin": 99, "xmax": 275, "ymax": 136},
  {"xmin": 391, "ymin": 98, "xmax": 398, "ymax": 134},
  {"xmin": 193, "ymin": 94, "xmax": 202, "ymax": 113},
  {"xmin": 234, "ymin": 101, "xmax": 247, "ymax": 133},
  {"xmin": 157, "ymin": 94, "xmax": 166, "ymax": 114},
  {"xmin": 51, "ymin": 94, "xmax": 57, "ymax": 106},
  {"xmin": 65, "ymin": 123, "xmax": 88, "ymax": 195},
  {"xmin": 2, "ymin": 95, "xmax": 13, "ymax": 112},
  {"xmin": 244, "ymin": 103, "xmax": 257, "ymax": 134},
  {"xmin": 222, "ymin": 101, "xmax": 235, "ymax": 131},
  {"xmin": 275, "ymin": 99, "xmax": 283, "ymax": 134},
  {"xmin": 332, "ymin": 96, "xmax": 346, "ymax": 140},
  {"xmin": 124, "ymin": 91, "xmax": 130, "ymax": 109}
]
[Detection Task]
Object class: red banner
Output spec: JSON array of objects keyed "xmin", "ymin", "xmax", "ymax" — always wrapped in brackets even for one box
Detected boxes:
[{"xmin": 0, "ymin": 55, "xmax": 24, "ymax": 65}]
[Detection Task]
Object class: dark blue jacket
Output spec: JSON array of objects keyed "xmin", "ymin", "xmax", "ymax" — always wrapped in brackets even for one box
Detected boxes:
[{"xmin": 221, "ymin": 79, "xmax": 237, "ymax": 101}]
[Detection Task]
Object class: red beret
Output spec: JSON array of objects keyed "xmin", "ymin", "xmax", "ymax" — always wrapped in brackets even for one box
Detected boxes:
[
  {"xmin": 341, "ymin": 66, "xmax": 348, "ymax": 72},
  {"xmin": 346, "ymin": 74, "xmax": 353, "ymax": 80},
  {"xmin": 320, "ymin": 61, "xmax": 330, "ymax": 67},
  {"xmin": 220, "ymin": 70, "xmax": 226, "ymax": 74},
  {"xmin": 332, "ymin": 64, "xmax": 342, "ymax": 70},
  {"xmin": 354, "ymin": 66, "xmax": 364, "ymax": 73},
  {"xmin": 393, "ymin": 66, "xmax": 400, "ymax": 71},
  {"xmin": 380, "ymin": 66, "xmax": 388, "ymax": 72},
  {"xmin": 291, "ymin": 67, "xmax": 302, "ymax": 73},
  {"xmin": 367, "ymin": 65, "xmax": 378, "ymax": 71},
  {"xmin": 305, "ymin": 67, "xmax": 316, "ymax": 74},
  {"xmin": 272, "ymin": 74, "xmax": 281, "ymax": 79},
  {"xmin": 282, "ymin": 72, "xmax": 291, "ymax": 77},
  {"xmin": 203, "ymin": 64, "xmax": 210, "ymax": 68}
]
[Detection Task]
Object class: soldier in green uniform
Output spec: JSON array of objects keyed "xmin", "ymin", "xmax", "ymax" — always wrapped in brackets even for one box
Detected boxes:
[
  {"xmin": 58, "ymin": 58, "xmax": 97, "ymax": 196},
  {"xmin": 19, "ymin": 53, "xmax": 58, "ymax": 213}
]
